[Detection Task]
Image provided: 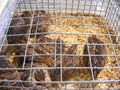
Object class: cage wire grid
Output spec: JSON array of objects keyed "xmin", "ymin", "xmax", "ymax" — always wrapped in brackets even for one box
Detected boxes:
[{"xmin": 0, "ymin": 0, "xmax": 120, "ymax": 89}]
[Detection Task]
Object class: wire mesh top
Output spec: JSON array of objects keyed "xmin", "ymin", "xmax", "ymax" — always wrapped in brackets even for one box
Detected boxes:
[{"xmin": 0, "ymin": 0, "xmax": 120, "ymax": 89}]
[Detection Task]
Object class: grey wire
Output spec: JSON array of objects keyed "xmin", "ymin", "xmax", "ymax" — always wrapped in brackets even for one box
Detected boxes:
[{"xmin": 22, "ymin": 10, "xmax": 35, "ymax": 68}]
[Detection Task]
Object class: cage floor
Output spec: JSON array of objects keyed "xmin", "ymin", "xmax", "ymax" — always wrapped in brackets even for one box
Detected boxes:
[{"xmin": 0, "ymin": 11, "xmax": 120, "ymax": 89}]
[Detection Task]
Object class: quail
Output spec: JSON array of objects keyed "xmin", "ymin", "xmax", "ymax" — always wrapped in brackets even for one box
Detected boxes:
[
  {"xmin": 83, "ymin": 35, "xmax": 106, "ymax": 79},
  {"xmin": 31, "ymin": 10, "xmax": 55, "ymax": 36},
  {"xmin": 14, "ymin": 37, "xmax": 66, "ymax": 68},
  {"xmin": 50, "ymin": 44, "xmax": 79, "ymax": 81},
  {"xmin": 20, "ymin": 64, "xmax": 51, "ymax": 88},
  {"xmin": 7, "ymin": 13, "xmax": 29, "ymax": 44},
  {"xmin": 0, "ymin": 54, "xmax": 20, "ymax": 87}
]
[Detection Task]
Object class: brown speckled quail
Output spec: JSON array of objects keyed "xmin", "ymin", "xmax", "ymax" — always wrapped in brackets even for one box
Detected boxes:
[
  {"xmin": 37, "ymin": 10, "xmax": 54, "ymax": 33},
  {"xmin": 22, "ymin": 10, "xmax": 54, "ymax": 35},
  {"xmin": 20, "ymin": 63, "xmax": 51, "ymax": 88},
  {"xmin": 83, "ymin": 35, "xmax": 106, "ymax": 79},
  {"xmin": 31, "ymin": 10, "xmax": 54, "ymax": 35},
  {"xmin": 0, "ymin": 54, "xmax": 21, "ymax": 87},
  {"xmin": 22, "ymin": 11, "xmax": 32, "ymax": 24},
  {"xmin": 14, "ymin": 37, "xmax": 66, "ymax": 68},
  {"xmin": 7, "ymin": 12, "xmax": 29, "ymax": 44},
  {"xmin": 50, "ymin": 44, "xmax": 79, "ymax": 81}
]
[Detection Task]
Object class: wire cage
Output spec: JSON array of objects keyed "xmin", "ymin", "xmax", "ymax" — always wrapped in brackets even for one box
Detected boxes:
[{"xmin": 0, "ymin": 0, "xmax": 120, "ymax": 89}]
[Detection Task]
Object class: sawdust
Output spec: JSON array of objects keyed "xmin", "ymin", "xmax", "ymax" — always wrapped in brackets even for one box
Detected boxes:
[
  {"xmin": 45, "ymin": 12, "xmax": 120, "ymax": 88},
  {"xmin": 2, "ymin": 12, "xmax": 120, "ymax": 89}
]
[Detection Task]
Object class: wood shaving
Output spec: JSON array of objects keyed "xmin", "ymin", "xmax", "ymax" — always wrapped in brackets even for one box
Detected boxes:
[{"xmin": 1, "ymin": 11, "xmax": 120, "ymax": 89}]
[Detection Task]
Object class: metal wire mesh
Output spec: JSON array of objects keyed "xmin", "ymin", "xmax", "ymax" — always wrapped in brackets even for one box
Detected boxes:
[{"xmin": 0, "ymin": 0, "xmax": 120, "ymax": 89}]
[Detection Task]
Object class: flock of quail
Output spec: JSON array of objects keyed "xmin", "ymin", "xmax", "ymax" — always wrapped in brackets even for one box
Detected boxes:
[{"xmin": 0, "ymin": 10, "xmax": 107, "ymax": 89}]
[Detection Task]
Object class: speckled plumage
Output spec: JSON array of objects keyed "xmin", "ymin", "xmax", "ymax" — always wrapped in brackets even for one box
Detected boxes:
[{"xmin": 83, "ymin": 35, "xmax": 106, "ymax": 79}]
